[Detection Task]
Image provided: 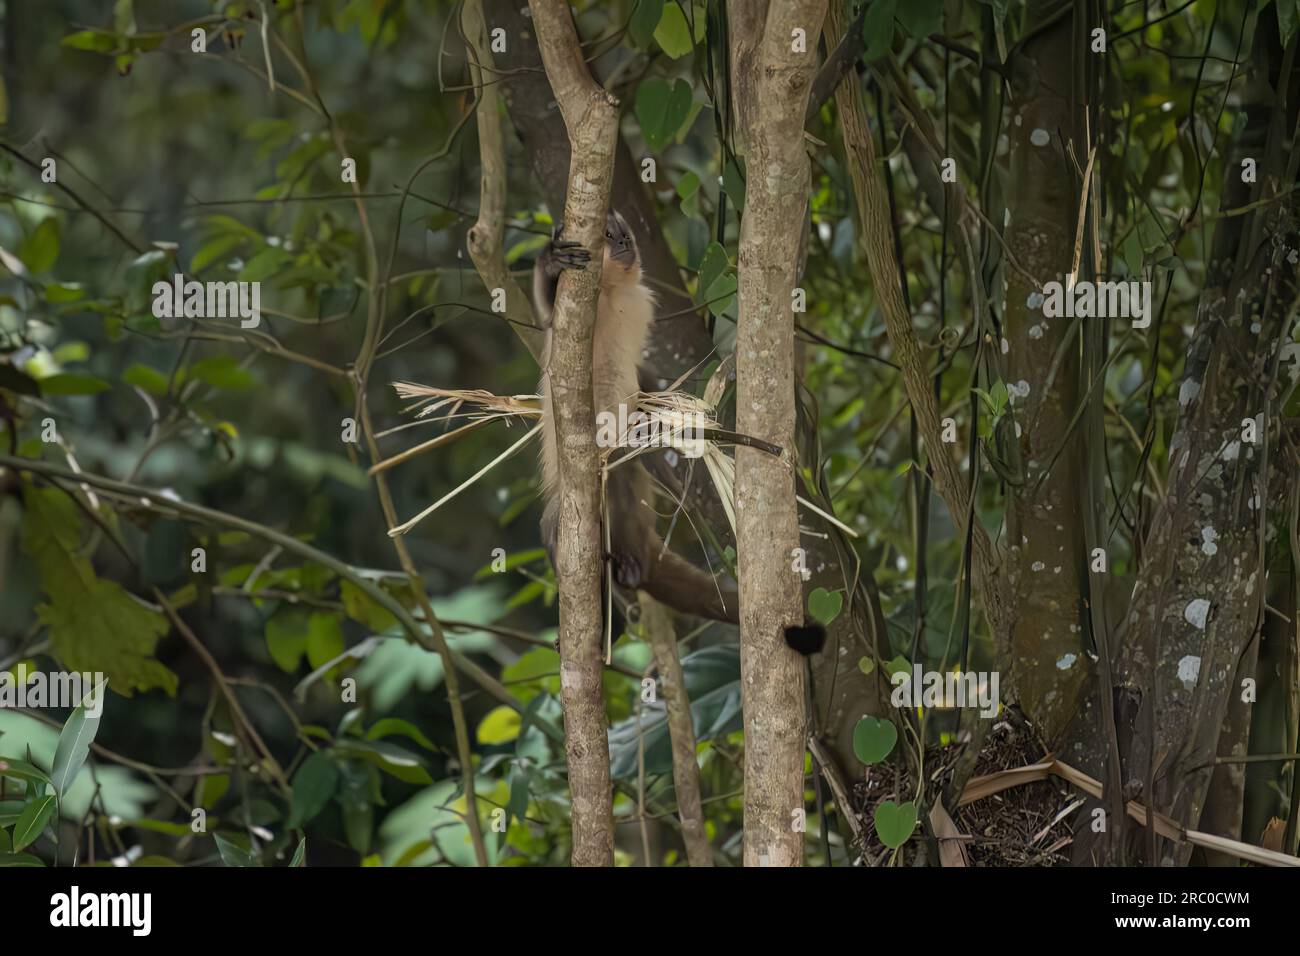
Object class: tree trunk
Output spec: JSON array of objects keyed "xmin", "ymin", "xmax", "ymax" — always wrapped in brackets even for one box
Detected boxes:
[
  {"xmin": 527, "ymin": 0, "xmax": 620, "ymax": 867},
  {"xmin": 728, "ymin": 0, "xmax": 825, "ymax": 868}
]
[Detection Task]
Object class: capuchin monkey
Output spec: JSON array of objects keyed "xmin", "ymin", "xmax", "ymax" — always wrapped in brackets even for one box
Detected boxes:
[{"xmin": 533, "ymin": 210, "xmax": 739, "ymax": 624}]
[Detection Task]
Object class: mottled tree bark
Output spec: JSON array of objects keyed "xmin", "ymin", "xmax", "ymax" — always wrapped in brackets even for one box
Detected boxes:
[
  {"xmin": 1001, "ymin": 2, "xmax": 1092, "ymax": 745},
  {"xmin": 527, "ymin": 0, "xmax": 619, "ymax": 867},
  {"xmin": 728, "ymin": 0, "xmax": 825, "ymax": 868},
  {"xmin": 1075, "ymin": 18, "xmax": 1300, "ymax": 864}
]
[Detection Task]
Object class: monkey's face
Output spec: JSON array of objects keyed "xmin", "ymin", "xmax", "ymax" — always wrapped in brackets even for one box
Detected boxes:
[{"xmin": 602, "ymin": 210, "xmax": 638, "ymax": 272}]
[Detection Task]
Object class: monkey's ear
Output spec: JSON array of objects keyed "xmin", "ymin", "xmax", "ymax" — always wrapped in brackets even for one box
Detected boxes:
[{"xmin": 783, "ymin": 622, "xmax": 827, "ymax": 656}]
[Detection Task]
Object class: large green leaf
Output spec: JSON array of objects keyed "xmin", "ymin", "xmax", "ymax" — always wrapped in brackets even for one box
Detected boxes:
[
  {"xmin": 609, "ymin": 646, "xmax": 742, "ymax": 779},
  {"xmin": 653, "ymin": 1, "xmax": 694, "ymax": 58},
  {"xmin": 21, "ymin": 486, "xmax": 175, "ymax": 696},
  {"xmin": 634, "ymin": 77, "xmax": 694, "ymax": 151},
  {"xmin": 288, "ymin": 751, "xmax": 338, "ymax": 827},
  {"xmin": 629, "ymin": 0, "xmax": 665, "ymax": 47}
]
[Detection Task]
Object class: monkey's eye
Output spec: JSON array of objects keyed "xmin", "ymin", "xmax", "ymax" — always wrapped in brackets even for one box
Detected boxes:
[{"xmin": 605, "ymin": 231, "xmax": 612, "ymax": 239}]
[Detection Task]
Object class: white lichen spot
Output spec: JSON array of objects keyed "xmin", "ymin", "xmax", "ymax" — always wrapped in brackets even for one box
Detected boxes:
[
  {"xmin": 1184, "ymin": 598, "xmax": 1210, "ymax": 630},
  {"xmin": 1200, "ymin": 526, "xmax": 1218, "ymax": 556},
  {"xmin": 1177, "ymin": 654, "xmax": 1202, "ymax": 689},
  {"xmin": 1056, "ymin": 653, "xmax": 1077, "ymax": 670},
  {"xmin": 1001, "ymin": 337, "xmax": 1010, "ymax": 354},
  {"xmin": 1178, "ymin": 380, "xmax": 1200, "ymax": 407},
  {"xmin": 1027, "ymin": 291, "xmax": 1045, "ymax": 310},
  {"xmin": 1007, "ymin": 380, "xmax": 1031, "ymax": 404},
  {"xmin": 1030, "ymin": 128, "xmax": 1051, "ymax": 147},
  {"xmin": 1031, "ymin": 560, "xmax": 1046, "ymax": 572},
  {"xmin": 1029, "ymin": 323, "xmax": 1045, "ymax": 339},
  {"xmin": 1223, "ymin": 440, "xmax": 1241, "ymax": 462}
]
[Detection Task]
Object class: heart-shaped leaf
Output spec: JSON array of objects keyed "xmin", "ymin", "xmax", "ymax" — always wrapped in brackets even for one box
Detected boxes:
[
  {"xmin": 852, "ymin": 715, "xmax": 897, "ymax": 765},
  {"xmin": 874, "ymin": 800, "xmax": 917, "ymax": 849},
  {"xmin": 808, "ymin": 587, "xmax": 843, "ymax": 626},
  {"xmin": 634, "ymin": 78, "xmax": 693, "ymax": 151}
]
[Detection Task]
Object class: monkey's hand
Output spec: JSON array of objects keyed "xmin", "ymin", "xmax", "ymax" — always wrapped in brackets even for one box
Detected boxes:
[{"xmin": 547, "ymin": 220, "xmax": 591, "ymax": 271}]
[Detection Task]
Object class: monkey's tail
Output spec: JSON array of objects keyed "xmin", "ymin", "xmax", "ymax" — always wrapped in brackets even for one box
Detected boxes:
[{"xmin": 640, "ymin": 546, "xmax": 739, "ymax": 625}]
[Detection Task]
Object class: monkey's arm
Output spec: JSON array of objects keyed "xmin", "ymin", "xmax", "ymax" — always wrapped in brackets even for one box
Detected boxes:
[{"xmin": 531, "ymin": 223, "xmax": 589, "ymax": 330}]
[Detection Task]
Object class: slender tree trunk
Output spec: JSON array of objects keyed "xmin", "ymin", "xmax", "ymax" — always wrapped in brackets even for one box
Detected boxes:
[
  {"xmin": 527, "ymin": 0, "xmax": 620, "ymax": 867},
  {"xmin": 640, "ymin": 594, "xmax": 713, "ymax": 866},
  {"xmin": 728, "ymin": 0, "xmax": 825, "ymax": 868}
]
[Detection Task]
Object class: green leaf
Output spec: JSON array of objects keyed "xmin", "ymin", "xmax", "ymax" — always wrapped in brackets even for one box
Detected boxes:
[
  {"xmin": 852, "ymin": 715, "xmax": 898, "ymax": 765},
  {"xmin": 0, "ymin": 851, "xmax": 45, "ymax": 867},
  {"xmin": 0, "ymin": 827, "xmax": 9, "ymax": 852},
  {"xmin": 266, "ymin": 608, "xmax": 310, "ymax": 673},
  {"xmin": 807, "ymin": 587, "xmax": 843, "ymax": 626},
  {"xmin": 238, "ymin": 246, "xmax": 292, "ymax": 283},
  {"xmin": 629, "ymin": 0, "xmax": 665, "ymax": 47},
  {"xmin": 21, "ymin": 487, "xmax": 176, "ymax": 696},
  {"xmin": 51, "ymin": 681, "xmax": 107, "ymax": 797},
  {"xmin": 365, "ymin": 718, "xmax": 438, "ymax": 752},
  {"xmin": 188, "ymin": 355, "xmax": 254, "ymax": 391},
  {"xmin": 610, "ymin": 646, "xmax": 742, "ymax": 779},
  {"xmin": 333, "ymin": 739, "xmax": 433, "ymax": 785},
  {"xmin": 653, "ymin": 1, "xmax": 694, "ymax": 58},
  {"xmin": 306, "ymin": 612, "xmax": 344, "ymax": 670},
  {"xmin": 123, "ymin": 363, "xmax": 170, "ymax": 396},
  {"xmin": 472, "ymin": 547, "xmax": 547, "ymax": 580},
  {"xmin": 702, "ymin": 272, "xmax": 736, "ymax": 317},
  {"xmin": 213, "ymin": 833, "xmax": 261, "ymax": 867},
  {"xmin": 0, "ymin": 759, "xmax": 53, "ymax": 790},
  {"xmin": 340, "ymin": 579, "xmax": 398, "ymax": 632},
  {"xmin": 37, "ymin": 373, "xmax": 110, "ymax": 396},
  {"xmin": 896, "ymin": 0, "xmax": 943, "ymax": 39},
  {"xmin": 288, "ymin": 751, "xmax": 338, "ymax": 827},
  {"xmin": 873, "ymin": 799, "xmax": 917, "ymax": 848},
  {"xmin": 19, "ymin": 219, "xmax": 60, "ymax": 275},
  {"xmin": 62, "ymin": 30, "xmax": 120, "ymax": 54},
  {"xmin": 190, "ymin": 234, "xmax": 244, "ymax": 274},
  {"xmin": 635, "ymin": 77, "xmax": 693, "ymax": 151},
  {"xmin": 696, "ymin": 241, "xmax": 730, "ymax": 296},
  {"xmin": 290, "ymin": 838, "xmax": 307, "ymax": 867},
  {"xmin": 12, "ymin": 794, "xmax": 56, "ymax": 851},
  {"xmin": 476, "ymin": 706, "xmax": 522, "ymax": 745},
  {"xmin": 863, "ymin": 0, "xmax": 897, "ymax": 63},
  {"xmin": 196, "ymin": 774, "xmax": 229, "ymax": 809},
  {"xmin": 45, "ymin": 282, "xmax": 86, "ymax": 304}
]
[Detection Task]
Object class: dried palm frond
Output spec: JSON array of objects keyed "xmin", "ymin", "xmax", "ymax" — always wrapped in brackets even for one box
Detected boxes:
[
  {"xmin": 383, "ymin": 377, "xmax": 857, "ymax": 542},
  {"xmin": 391, "ymin": 381, "xmax": 541, "ymax": 421}
]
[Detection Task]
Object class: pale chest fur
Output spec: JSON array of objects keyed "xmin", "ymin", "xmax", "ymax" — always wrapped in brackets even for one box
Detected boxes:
[{"xmin": 539, "ymin": 271, "xmax": 654, "ymax": 497}]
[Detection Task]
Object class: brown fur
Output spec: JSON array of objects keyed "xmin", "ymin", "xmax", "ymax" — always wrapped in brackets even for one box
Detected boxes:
[{"xmin": 534, "ymin": 214, "xmax": 738, "ymax": 623}]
